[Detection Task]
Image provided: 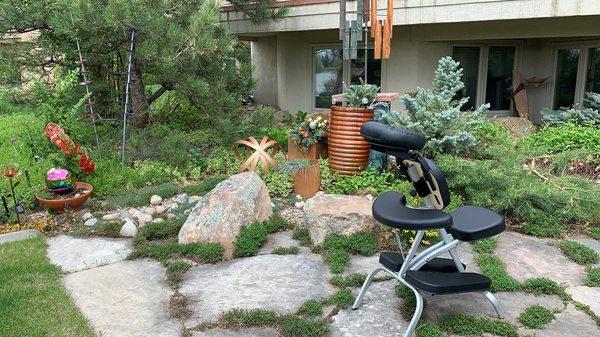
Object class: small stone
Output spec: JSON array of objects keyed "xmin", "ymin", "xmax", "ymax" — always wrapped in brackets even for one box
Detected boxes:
[
  {"xmin": 141, "ymin": 206, "xmax": 155, "ymax": 216},
  {"xmin": 120, "ymin": 220, "xmax": 138, "ymax": 237},
  {"xmin": 102, "ymin": 213, "xmax": 120, "ymax": 220},
  {"xmin": 173, "ymin": 193, "xmax": 189, "ymax": 204},
  {"xmin": 168, "ymin": 203, "xmax": 179, "ymax": 211},
  {"xmin": 189, "ymin": 196, "xmax": 201, "ymax": 204},
  {"xmin": 128, "ymin": 208, "xmax": 141, "ymax": 217},
  {"xmin": 295, "ymin": 201, "xmax": 305, "ymax": 209},
  {"xmin": 166, "ymin": 213, "xmax": 176, "ymax": 220},
  {"xmin": 84, "ymin": 218, "xmax": 98, "ymax": 227},
  {"xmin": 136, "ymin": 213, "xmax": 153, "ymax": 227},
  {"xmin": 154, "ymin": 205, "xmax": 166, "ymax": 214},
  {"xmin": 365, "ymin": 194, "xmax": 374, "ymax": 200},
  {"xmin": 295, "ymin": 195, "xmax": 303, "ymax": 200},
  {"xmin": 150, "ymin": 195, "xmax": 162, "ymax": 205},
  {"xmin": 151, "ymin": 218, "xmax": 164, "ymax": 224},
  {"xmin": 82, "ymin": 212, "xmax": 94, "ymax": 221}
]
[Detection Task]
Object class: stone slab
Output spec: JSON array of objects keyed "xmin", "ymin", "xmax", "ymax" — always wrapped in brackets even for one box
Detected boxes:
[
  {"xmin": 566, "ymin": 286, "xmax": 600, "ymax": 317},
  {"xmin": 258, "ymin": 231, "xmax": 309, "ymax": 255},
  {"xmin": 331, "ymin": 281, "xmax": 407, "ymax": 337},
  {"xmin": 423, "ymin": 291, "xmax": 564, "ymax": 325},
  {"xmin": 181, "ymin": 254, "xmax": 334, "ymax": 327},
  {"xmin": 63, "ymin": 259, "xmax": 181, "ymax": 337},
  {"xmin": 536, "ymin": 304, "xmax": 600, "ymax": 337},
  {"xmin": 47, "ymin": 235, "xmax": 133, "ymax": 273},
  {"xmin": 0, "ymin": 229, "xmax": 42, "ymax": 245},
  {"xmin": 344, "ymin": 255, "xmax": 380, "ymax": 275},
  {"xmin": 495, "ymin": 231, "xmax": 587, "ymax": 286},
  {"xmin": 191, "ymin": 328, "xmax": 278, "ymax": 337}
]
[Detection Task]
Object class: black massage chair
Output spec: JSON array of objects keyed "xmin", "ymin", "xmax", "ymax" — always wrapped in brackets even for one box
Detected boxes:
[{"xmin": 352, "ymin": 121, "xmax": 506, "ymax": 337}]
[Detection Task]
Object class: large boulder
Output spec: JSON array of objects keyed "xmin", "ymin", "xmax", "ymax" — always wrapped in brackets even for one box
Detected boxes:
[
  {"xmin": 178, "ymin": 172, "xmax": 272, "ymax": 259},
  {"xmin": 303, "ymin": 193, "xmax": 376, "ymax": 245}
]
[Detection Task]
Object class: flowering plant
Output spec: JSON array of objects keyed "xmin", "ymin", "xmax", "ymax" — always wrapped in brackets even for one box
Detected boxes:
[{"xmin": 289, "ymin": 113, "xmax": 329, "ymax": 150}]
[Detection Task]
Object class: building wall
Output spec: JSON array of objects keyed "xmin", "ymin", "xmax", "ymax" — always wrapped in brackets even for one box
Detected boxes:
[
  {"xmin": 251, "ymin": 36, "xmax": 279, "ymax": 106},
  {"xmin": 265, "ymin": 16, "xmax": 600, "ymax": 124}
]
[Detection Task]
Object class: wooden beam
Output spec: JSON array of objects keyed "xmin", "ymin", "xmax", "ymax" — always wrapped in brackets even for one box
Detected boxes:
[
  {"xmin": 382, "ymin": 19, "xmax": 391, "ymax": 59},
  {"xmin": 387, "ymin": 0, "xmax": 393, "ymax": 38},
  {"xmin": 370, "ymin": 0, "xmax": 377, "ymax": 38},
  {"xmin": 374, "ymin": 20, "xmax": 382, "ymax": 59}
]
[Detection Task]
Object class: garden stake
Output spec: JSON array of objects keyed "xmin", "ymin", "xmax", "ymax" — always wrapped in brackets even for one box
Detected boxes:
[
  {"xmin": 8, "ymin": 178, "xmax": 20, "ymax": 226},
  {"xmin": 121, "ymin": 28, "xmax": 138, "ymax": 167}
]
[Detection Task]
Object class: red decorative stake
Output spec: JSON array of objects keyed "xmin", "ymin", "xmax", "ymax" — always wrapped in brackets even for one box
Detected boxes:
[{"xmin": 44, "ymin": 123, "xmax": 96, "ymax": 173}]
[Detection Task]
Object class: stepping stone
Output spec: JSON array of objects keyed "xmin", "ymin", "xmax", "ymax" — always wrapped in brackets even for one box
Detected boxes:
[
  {"xmin": 191, "ymin": 328, "xmax": 278, "ymax": 337},
  {"xmin": 258, "ymin": 231, "xmax": 308, "ymax": 255},
  {"xmin": 566, "ymin": 286, "xmax": 600, "ymax": 317},
  {"xmin": 440, "ymin": 242, "xmax": 480, "ymax": 274},
  {"xmin": 344, "ymin": 255, "xmax": 379, "ymax": 275},
  {"xmin": 0, "ymin": 229, "xmax": 41, "ymax": 245},
  {"xmin": 534, "ymin": 304, "xmax": 600, "ymax": 337},
  {"xmin": 495, "ymin": 231, "xmax": 587, "ymax": 286},
  {"xmin": 181, "ymin": 254, "xmax": 333, "ymax": 327},
  {"xmin": 423, "ymin": 291, "xmax": 564, "ymax": 325},
  {"xmin": 331, "ymin": 281, "xmax": 407, "ymax": 337},
  {"xmin": 63, "ymin": 259, "xmax": 181, "ymax": 337},
  {"xmin": 47, "ymin": 235, "xmax": 133, "ymax": 273}
]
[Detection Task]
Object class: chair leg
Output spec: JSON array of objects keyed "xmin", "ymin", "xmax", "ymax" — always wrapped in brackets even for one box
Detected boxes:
[
  {"xmin": 403, "ymin": 281, "xmax": 424, "ymax": 337},
  {"xmin": 481, "ymin": 290, "xmax": 503, "ymax": 319},
  {"xmin": 352, "ymin": 267, "xmax": 385, "ymax": 310}
]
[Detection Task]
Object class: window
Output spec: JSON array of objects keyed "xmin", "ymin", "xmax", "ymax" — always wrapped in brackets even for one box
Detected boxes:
[
  {"xmin": 553, "ymin": 48, "xmax": 580, "ymax": 109},
  {"xmin": 313, "ymin": 46, "xmax": 382, "ymax": 109},
  {"xmin": 453, "ymin": 47, "xmax": 480, "ymax": 111},
  {"xmin": 486, "ymin": 46, "xmax": 516, "ymax": 111},
  {"xmin": 452, "ymin": 44, "xmax": 518, "ymax": 112},
  {"xmin": 586, "ymin": 48, "xmax": 600, "ymax": 93},
  {"xmin": 350, "ymin": 49, "xmax": 382, "ymax": 87},
  {"xmin": 314, "ymin": 48, "xmax": 343, "ymax": 109}
]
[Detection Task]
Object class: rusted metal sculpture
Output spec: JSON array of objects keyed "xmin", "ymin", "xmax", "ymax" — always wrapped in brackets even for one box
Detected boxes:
[{"xmin": 233, "ymin": 136, "xmax": 284, "ymax": 173}]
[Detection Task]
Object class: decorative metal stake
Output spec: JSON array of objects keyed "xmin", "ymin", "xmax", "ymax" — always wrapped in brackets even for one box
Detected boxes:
[{"xmin": 121, "ymin": 28, "xmax": 138, "ymax": 167}]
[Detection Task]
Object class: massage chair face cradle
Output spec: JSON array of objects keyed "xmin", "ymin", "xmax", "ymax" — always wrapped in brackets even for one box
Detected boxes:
[{"xmin": 353, "ymin": 122, "xmax": 506, "ymax": 337}]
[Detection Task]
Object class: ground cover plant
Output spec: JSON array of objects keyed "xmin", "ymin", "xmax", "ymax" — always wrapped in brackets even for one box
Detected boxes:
[
  {"xmin": 558, "ymin": 240, "xmax": 599, "ymax": 265},
  {"xmin": 518, "ymin": 305, "xmax": 556, "ymax": 329},
  {"xmin": 0, "ymin": 237, "xmax": 93, "ymax": 337}
]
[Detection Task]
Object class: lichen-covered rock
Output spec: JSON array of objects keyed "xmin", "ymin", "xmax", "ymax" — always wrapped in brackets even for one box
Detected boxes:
[
  {"xmin": 303, "ymin": 194, "xmax": 376, "ymax": 245},
  {"xmin": 178, "ymin": 172, "xmax": 272, "ymax": 259}
]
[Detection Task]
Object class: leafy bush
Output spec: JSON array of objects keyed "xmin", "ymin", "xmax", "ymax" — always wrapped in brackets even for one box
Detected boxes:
[
  {"xmin": 298, "ymin": 299, "xmax": 323, "ymax": 317},
  {"xmin": 558, "ymin": 240, "xmax": 599, "ymax": 265},
  {"xmin": 526, "ymin": 124, "xmax": 600, "ymax": 153},
  {"xmin": 521, "ymin": 278, "xmax": 562, "ymax": 296},
  {"xmin": 381, "ymin": 57, "xmax": 487, "ymax": 156},
  {"xmin": 127, "ymin": 126, "xmax": 191, "ymax": 168},
  {"xmin": 324, "ymin": 249, "xmax": 350, "ymax": 274},
  {"xmin": 518, "ymin": 305, "xmax": 555, "ymax": 329},
  {"xmin": 323, "ymin": 232, "xmax": 379, "ymax": 256},
  {"xmin": 234, "ymin": 222, "xmax": 269, "ymax": 257},
  {"xmin": 542, "ymin": 92, "xmax": 600, "ymax": 126},
  {"xmin": 273, "ymin": 246, "xmax": 299, "ymax": 255},
  {"xmin": 260, "ymin": 168, "xmax": 293, "ymax": 198},
  {"xmin": 181, "ymin": 176, "xmax": 226, "ymax": 196},
  {"xmin": 589, "ymin": 227, "xmax": 600, "ymax": 241},
  {"xmin": 178, "ymin": 242, "xmax": 223, "ymax": 262},
  {"xmin": 585, "ymin": 92, "xmax": 600, "ymax": 110},
  {"xmin": 324, "ymin": 288, "xmax": 355, "ymax": 308},
  {"xmin": 267, "ymin": 126, "xmax": 289, "ymax": 150},
  {"xmin": 263, "ymin": 216, "xmax": 295, "ymax": 233}
]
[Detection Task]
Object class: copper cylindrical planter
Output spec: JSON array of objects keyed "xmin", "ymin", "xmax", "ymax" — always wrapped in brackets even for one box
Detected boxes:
[
  {"xmin": 292, "ymin": 161, "xmax": 321, "ymax": 199},
  {"xmin": 328, "ymin": 105, "xmax": 373, "ymax": 176}
]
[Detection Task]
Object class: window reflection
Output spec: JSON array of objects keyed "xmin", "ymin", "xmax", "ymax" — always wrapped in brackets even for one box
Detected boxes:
[
  {"xmin": 314, "ymin": 49, "xmax": 343, "ymax": 109},
  {"xmin": 453, "ymin": 46, "xmax": 480, "ymax": 111},
  {"xmin": 586, "ymin": 48, "xmax": 600, "ymax": 94},
  {"xmin": 554, "ymin": 48, "xmax": 580, "ymax": 109},
  {"xmin": 486, "ymin": 46, "xmax": 516, "ymax": 111},
  {"xmin": 350, "ymin": 49, "xmax": 381, "ymax": 87}
]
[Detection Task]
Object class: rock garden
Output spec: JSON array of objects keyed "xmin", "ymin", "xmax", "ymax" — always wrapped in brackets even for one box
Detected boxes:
[{"xmin": 1, "ymin": 10, "xmax": 600, "ymax": 336}]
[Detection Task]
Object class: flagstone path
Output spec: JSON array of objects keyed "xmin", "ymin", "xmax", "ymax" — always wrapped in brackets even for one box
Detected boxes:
[{"xmin": 46, "ymin": 230, "xmax": 600, "ymax": 337}]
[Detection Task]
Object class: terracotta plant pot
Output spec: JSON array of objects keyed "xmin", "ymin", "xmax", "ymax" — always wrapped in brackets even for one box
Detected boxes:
[
  {"xmin": 36, "ymin": 182, "xmax": 93, "ymax": 214},
  {"xmin": 288, "ymin": 134, "xmax": 328, "ymax": 161},
  {"xmin": 328, "ymin": 105, "xmax": 374, "ymax": 176},
  {"xmin": 292, "ymin": 161, "xmax": 321, "ymax": 199}
]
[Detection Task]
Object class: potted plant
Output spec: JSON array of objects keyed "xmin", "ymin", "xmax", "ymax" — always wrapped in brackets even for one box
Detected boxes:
[
  {"xmin": 279, "ymin": 160, "xmax": 321, "ymax": 199},
  {"xmin": 288, "ymin": 112, "xmax": 329, "ymax": 160},
  {"xmin": 35, "ymin": 123, "xmax": 95, "ymax": 213},
  {"xmin": 329, "ymin": 79, "xmax": 379, "ymax": 176}
]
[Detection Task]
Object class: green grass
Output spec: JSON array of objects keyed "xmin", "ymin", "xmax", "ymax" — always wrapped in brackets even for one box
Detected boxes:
[
  {"xmin": 416, "ymin": 323, "xmax": 444, "ymax": 337},
  {"xmin": 165, "ymin": 261, "xmax": 192, "ymax": 286},
  {"xmin": 292, "ymin": 227, "xmax": 312, "ymax": 246},
  {"xmin": 518, "ymin": 305, "xmax": 555, "ymax": 329},
  {"xmin": 324, "ymin": 288, "xmax": 355, "ymax": 309},
  {"xmin": 521, "ymin": 278, "xmax": 562, "ymax": 296},
  {"xmin": 589, "ymin": 227, "xmax": 600, "ymax": 241},
  {"xmin": 329, "ymin": 273, "xmax": 393, "ymax": 288},
  {"xmin": 234, "ymin": 222, "xmax": 269, "ymax": 258},
  {"xmin": 138, "ymin": 220, "xmax": 183, "ymax": 241},
  {"xmin": 472, "ymin": 237, "xmax": 498, "ymax": 254},
  {"xmin": 395, "ymin": 284, "xmax": 422, "ymax": 321},
  {"xmin": 181, "ymin": 175, "xmax": 226, "ymax": 196},
  {"xmin": 220, "ymin": 308, "xmax": 279, "ymax": 327},
  {"xmin": 323, "ymin": 232, "xmax": 379, "ymax": 256},
  {"xmin": 106, "ymin": 182, "xmax": 182, "ymax": 208},
  {"xmin": 273, "ymin": 246, "xmax": 300, "ymax": 255},
  {"xmin": 215, "ymin": 309, "xmax": 328, "ymax": 337},
  {"xmin": 585, "ymin": 267, "xmax": 600, "ymax": 287},
  {"xmin": 476, "ymin": 253, "xmax": 521, "ymax": 292},
  {"xmin": 558, "ymin": 240, "xmax": 599, "ymax": 265},
  {"xmin": 324, "ymin": 249, "xmax": 350, "ymax": 274},
  {"xmin": 298, "ymin": 299, "xmax": 323, "ymax": 317},
  {"xmin": 279, "ymin": 315, "xmax": 329, "ymax": 337},
  {"xmin": 133, "ymin": 236, "xmax": 223, "ymax": 263},
  {"xmin": 0, "ymin": 237, "xmax": 93, "ymax": 336},
  {"xmin": 440, "ymin": 313, "xmax": 518, "ymax": 337}
]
